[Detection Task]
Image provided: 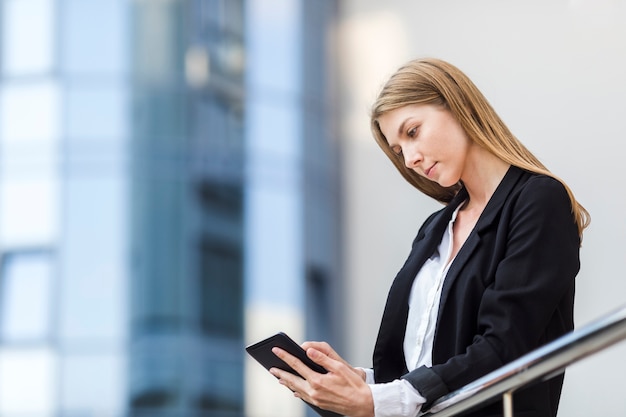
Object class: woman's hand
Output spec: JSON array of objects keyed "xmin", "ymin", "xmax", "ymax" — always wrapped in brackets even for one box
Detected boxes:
[
  {"xmin": 270, "ymin": 342, "xmax": 374, "ymax": 417},
  {"xmin": 301, "ymin": 341, "xmax": 368, "ymax": 382}
]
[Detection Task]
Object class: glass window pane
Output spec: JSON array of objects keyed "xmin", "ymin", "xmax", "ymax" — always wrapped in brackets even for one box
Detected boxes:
[
  {"xmin": 0, "ymin": 178, "xmax": 59, "ymax": 247},
  {"xmin": 200, "ymin": 237, "xmax": 243, "ymax": 337},
  {"xmin": 0, "ymin": 251, "xmax": 53, "ymax": 342},
  {"xmin": 66, "ymin": 85, "xmax": 128, "ymax": 142},
  {"xmin": 1, "ymin": 0, "xmax": 54, "ymax": 75},
  {"xmin": 62, "ymin": 0, "xmax": 127, "ymax": 74},
  {"xmin": 61, "ymin": 353, "xmax": 126, "ymax": 413},
  {"xmin": 0, "ymin": 348, "xmax": 56, "ymax": 416},
  {"xmin": 60, "ymin": 176, "xmax": 127, "ymax": 341},
  {"xmin": 0, "ymin": 81, "xmax": 60, "ymax": 144}
]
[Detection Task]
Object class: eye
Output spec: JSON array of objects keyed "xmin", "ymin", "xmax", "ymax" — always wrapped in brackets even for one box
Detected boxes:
[{"xmin": 407, "ymin": 126, "xmax": 419, "ymax": 138}]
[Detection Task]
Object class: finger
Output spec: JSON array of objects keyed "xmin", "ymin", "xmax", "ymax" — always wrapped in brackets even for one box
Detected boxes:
[
  {"xmin": 270, "ymin": 367, "xmax": 303, "ymax": 392},
  {"xmin": 302, "ymin": 342, "xmax": 353, "ymax": 367},
  {"xmin": 272, "ymin": 347, "xmax": 316, "ymax": 379},
  {"xmin": 302, "ymin": 341, "xmax": 332, "ymax": 354},
  {"xmin": 306, "ymin": 347, "xmax": 346, "ymax": 373},
  {"xmin": 304, "ymin": 342, "xmax": 343, "ymax": 361},
  {"xmin": 269, "ymin": 366, "xmax": 290, "ymax": 381}
]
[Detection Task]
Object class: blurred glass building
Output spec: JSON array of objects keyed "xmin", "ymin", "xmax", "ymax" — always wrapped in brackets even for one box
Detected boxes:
[{"xmin": 0, "ymin": 0, "xmax": 340, "ymax": 416}]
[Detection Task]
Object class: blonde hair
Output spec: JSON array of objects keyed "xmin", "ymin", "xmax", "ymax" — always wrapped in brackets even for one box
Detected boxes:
[{"xmin": 370, "ymin": 58, "xmax": 589, "ymax": 239}]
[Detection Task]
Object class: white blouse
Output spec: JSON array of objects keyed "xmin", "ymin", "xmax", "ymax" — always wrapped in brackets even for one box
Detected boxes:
[{"xmin": 365, "ymin": 203, "xmax": 463, "ymax": 417}]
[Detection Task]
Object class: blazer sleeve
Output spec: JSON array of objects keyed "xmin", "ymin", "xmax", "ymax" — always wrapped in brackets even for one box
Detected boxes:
[{"xmin": 402, "ymin": 175, "xmax": 580, "ymax": 408}]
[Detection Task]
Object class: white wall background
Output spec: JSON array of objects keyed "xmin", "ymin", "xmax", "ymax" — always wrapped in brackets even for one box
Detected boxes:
[{"xmin": 337, "ymin": 1, "xmax": 626, "ymax": 415}]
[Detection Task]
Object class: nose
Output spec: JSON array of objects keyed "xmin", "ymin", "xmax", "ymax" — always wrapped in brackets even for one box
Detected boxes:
[{"xmin": 403, "ymin": 144, "xmax": 422, "ymax": 169}]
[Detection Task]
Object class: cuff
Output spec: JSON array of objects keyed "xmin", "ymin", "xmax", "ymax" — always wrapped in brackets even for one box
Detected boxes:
[
  {"xmin": 369, "ymin": 379, "xmax": 425, "ymax": 417},
  {"xmin": 359, "ymin": 367, "xmax": 375, "ymax": 384},
  {"xmin": 401, "ymin": 366, "xmax": 449, "ymax": 410}
]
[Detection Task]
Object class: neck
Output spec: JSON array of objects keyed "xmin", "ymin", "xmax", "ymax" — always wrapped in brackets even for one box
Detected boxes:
[{"xmin": 460, "ymin": 148, "xmax": 510, "ymax": 211}]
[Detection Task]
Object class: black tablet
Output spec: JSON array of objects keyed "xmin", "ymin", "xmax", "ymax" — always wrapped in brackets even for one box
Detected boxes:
[{"xmin": 246, "ymin": 332, "xmax": 343, "ymax": 417}]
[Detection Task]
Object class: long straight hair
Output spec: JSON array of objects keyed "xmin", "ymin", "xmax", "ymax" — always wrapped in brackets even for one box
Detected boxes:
[{"xmin": 370, "ymin": 58, "xmax": 589, "ymax": 239}]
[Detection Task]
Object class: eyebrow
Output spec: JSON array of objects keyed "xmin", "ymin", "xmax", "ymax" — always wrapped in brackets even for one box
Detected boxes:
[{"xmin": 397, "ymin": 117, "xmax": 412, "ymax": 137}]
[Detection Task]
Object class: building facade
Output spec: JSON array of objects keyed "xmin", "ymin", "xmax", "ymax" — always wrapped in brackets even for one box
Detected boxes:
[
  {"xmin": 0, "ymin": 1, "xmax": 340, "ymax": 416},
  {"xmin": 1, "ymin": 0, "xmax": 130, "ymax": 415}
]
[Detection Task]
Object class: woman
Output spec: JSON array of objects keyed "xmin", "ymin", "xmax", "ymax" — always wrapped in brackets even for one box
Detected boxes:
[{"xmin": 270, "ymin": 58, "xmax": 589, "ymax": 417}]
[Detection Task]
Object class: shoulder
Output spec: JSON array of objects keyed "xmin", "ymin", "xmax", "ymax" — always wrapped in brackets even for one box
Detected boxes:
[
  {"xmin": 504, "ymin": 170, "xmax": 578, "ymax": 241},
  {"xmin": 512, "ymin": 171, "xmax": 571, "ymax": 210}
]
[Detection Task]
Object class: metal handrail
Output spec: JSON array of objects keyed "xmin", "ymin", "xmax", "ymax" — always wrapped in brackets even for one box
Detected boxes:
[{"xmin": 421, "ymin": 304, "xmax": 626, "ymax": 417}]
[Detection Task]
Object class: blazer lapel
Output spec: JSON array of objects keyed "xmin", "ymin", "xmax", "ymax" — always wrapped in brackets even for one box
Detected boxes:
[
  {"xmin": 438, "ymin": 166, "xmax": 524, "ymax": 312},
  {"xmin": 373, "ymin": 189, "xmax": 468, "ymax": 382},
  {"xmin": 374, "ymin": 166, "xmax": 527, "ymax": 382}
]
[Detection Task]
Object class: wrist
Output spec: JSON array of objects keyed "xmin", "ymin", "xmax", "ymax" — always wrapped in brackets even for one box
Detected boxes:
[{"xmin": 355, "ymin": 384, "xmax": 375, "ymax": 417}]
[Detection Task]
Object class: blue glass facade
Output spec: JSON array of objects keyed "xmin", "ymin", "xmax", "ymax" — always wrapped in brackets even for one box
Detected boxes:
[
  {"xmin": 129, "ymin": 1, "xmax": 245, "ymax": 415},
  {"xmin": 0, "ymin": 0, "xmax": 339, "ymax": 416}
]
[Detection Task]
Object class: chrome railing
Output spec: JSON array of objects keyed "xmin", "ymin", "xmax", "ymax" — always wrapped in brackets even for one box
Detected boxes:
[{"xmin": 421, "ymin": 304, "xmax": 626, "ymax": 417}]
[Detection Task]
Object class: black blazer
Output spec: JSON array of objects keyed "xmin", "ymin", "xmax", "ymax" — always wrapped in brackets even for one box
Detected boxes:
[{"xmin": 372, "ymin": 166, "xmax": 580, "ymax": 417}]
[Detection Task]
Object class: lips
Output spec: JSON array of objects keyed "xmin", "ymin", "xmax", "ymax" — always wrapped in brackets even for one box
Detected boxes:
[{"xmin": 424, "ymin": 163, "xmax": 436, "ymax": 178}]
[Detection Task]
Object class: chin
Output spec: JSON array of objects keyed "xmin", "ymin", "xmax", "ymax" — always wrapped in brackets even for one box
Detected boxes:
[
  {"xmin": 436, "ymin": 174, "xmax": 462, "ymax": 188},
  {"xmin": 436, "ymin": 179, "xmax": 454, "ymax": 188}
]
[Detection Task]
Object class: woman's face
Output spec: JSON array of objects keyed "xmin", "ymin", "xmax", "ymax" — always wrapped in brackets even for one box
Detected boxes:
[{"xmin": 377, "ymin": 103, "xmax": 472, "ymax": 188}]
